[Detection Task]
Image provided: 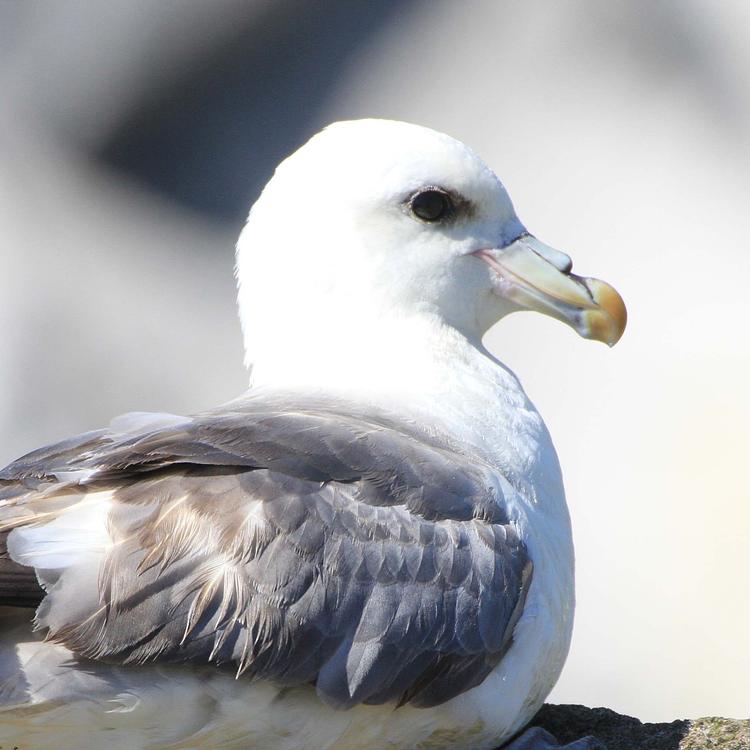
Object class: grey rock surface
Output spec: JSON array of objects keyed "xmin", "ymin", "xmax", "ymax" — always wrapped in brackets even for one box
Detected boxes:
[{"xmin": 527, "ymin": 705, "xmax": 750, "ymax": 750}]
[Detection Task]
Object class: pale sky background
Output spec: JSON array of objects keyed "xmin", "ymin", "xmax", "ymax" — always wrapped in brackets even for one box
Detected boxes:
[{"xmin": 1, "ymin": 0, "xmax": 749, "ymax": 722}]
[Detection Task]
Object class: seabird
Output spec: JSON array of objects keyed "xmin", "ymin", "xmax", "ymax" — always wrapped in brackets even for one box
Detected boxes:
[{"xmin": 0, "ymin": 119, "xmax": 625, "ymax": 750}]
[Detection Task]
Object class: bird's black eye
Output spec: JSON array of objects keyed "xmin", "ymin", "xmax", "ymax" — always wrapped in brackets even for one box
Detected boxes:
[{"xmin": 409, "ymin": 188, "xmax": 453, "ymax": 222}]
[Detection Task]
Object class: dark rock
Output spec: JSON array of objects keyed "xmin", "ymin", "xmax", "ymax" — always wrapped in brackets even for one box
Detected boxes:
[{"xmin": 525, "ymin": 704, "xmax": 750, "ymax": 750}]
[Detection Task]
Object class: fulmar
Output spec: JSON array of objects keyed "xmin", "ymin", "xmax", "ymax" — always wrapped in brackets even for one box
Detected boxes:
[{"xmin": 0, "ymin": 119, "xmax": 625, "ymax": 750}]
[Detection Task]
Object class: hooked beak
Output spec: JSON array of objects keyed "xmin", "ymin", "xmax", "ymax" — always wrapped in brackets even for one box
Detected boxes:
[{"xmin": 473, "ymin": 234, "xmax": 627, "ymax": 346}]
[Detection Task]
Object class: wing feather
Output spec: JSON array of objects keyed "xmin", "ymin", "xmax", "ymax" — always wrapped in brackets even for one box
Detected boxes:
[{"xmin": 0, "ymin": 394, "xmax": 531, "ymax": 708}]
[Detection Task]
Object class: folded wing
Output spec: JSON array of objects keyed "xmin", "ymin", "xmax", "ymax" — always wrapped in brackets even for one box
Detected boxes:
[{"xmin": 0, "ymin": 394, "xmax": 531, "ymax": 709}]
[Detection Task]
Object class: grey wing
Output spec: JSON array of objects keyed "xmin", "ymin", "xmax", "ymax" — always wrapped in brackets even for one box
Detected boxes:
[{"xmin": 0, "ymin": 397, "xmax": 532, "ymax": 709}]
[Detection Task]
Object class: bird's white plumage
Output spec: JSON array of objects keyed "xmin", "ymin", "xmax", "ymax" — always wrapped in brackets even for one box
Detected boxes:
[{"xmin": 0, "ymin": 119, "xmax": 601, "ymax": 750}]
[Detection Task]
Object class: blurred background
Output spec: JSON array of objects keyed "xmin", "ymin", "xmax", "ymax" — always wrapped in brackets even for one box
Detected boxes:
[{"xmin": 2, "ymin": 0, "xmax": 748, "ymax": 722}]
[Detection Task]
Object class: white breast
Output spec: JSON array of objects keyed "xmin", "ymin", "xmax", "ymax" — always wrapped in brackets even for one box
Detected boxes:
[{"xmin": 391, "ymin": 351, "xmax": 576, "ymax": 747}]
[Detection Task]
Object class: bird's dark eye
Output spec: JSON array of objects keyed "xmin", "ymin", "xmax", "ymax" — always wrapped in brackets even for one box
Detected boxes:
[{"xmin": 409, "ymin": 188, "xmax": 453, "ymax": 222}]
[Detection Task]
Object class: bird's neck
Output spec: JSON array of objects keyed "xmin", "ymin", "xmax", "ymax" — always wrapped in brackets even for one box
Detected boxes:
[
  {"xmin": 247, "ymin": 310, "xmax": 500, "ymax": 401},
  {"xmin": 246, "ymin": 310, "xmax": 542, "ymax": 460}
]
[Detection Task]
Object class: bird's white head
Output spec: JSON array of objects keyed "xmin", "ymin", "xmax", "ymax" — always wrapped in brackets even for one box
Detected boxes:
[{"xmin": 236, "ymin": 119, "xmax": 626, "ymax": 390}]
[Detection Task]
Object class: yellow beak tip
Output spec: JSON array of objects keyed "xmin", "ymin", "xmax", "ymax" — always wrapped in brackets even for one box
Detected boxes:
[{"xmin": 582, "ymin": 278, "xmax": 627, "ymax": 346}]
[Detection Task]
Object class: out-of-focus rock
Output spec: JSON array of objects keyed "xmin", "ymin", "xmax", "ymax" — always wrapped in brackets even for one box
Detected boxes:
[
  {"xmin": 528, "ymin": 705, "xmax": 750, "ymax": 750},
  {"xmin": 681, "ymin": 717, "xmax": 750, "ymax": 749}
]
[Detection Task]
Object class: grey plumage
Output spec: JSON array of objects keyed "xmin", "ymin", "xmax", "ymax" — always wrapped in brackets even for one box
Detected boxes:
[{"xmin": 0, "ymin": 392, "xmax": 531, "ymax": 710}]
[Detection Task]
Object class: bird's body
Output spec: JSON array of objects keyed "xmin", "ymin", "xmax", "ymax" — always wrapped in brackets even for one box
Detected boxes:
[
  {"xmin": 0, "ymin": 374, "xmax": 572, "ymax": 750},
  {"xmin": 0, "ymin": 120, "xmax": 623, "ymax": 750}
]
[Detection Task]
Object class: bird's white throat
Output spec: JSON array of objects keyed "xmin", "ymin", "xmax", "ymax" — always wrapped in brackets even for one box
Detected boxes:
[{"xmin": 246, "ymin": 307, "xmax": 515, "ymax": 408}]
